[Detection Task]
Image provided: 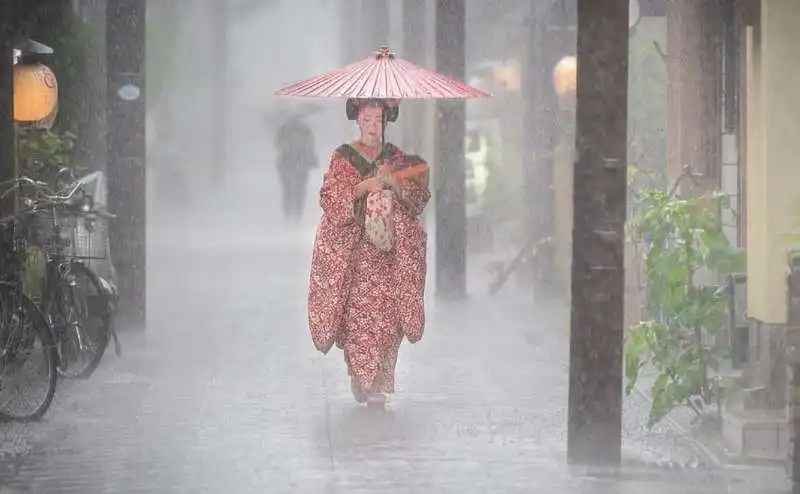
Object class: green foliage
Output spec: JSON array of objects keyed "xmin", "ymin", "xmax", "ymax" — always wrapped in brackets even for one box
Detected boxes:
[
  {"xmin": 17, "ymin": 128, "xmax": 83, "ymax": 189},
  {"xmin": 623, "ymin": 21, "xmax": 742, "ymax": 427},
  {"xmin": 15, "ymin": 128, "xmax": 81, "ymax": 297},
  {"xmin": 624, "ymin": 187, "xmax": 745, "ymax": 428}
]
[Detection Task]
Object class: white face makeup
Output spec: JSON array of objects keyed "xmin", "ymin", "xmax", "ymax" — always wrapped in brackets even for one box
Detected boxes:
[{"xmin": 357, "ymin": 105, "xmax": 384, "ymax": 147}]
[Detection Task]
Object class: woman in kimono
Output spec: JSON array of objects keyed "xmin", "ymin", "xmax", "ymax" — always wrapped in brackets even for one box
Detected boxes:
[{"xmin": 307, "ymin": 98, "xmax": 430, "ymax": 408}]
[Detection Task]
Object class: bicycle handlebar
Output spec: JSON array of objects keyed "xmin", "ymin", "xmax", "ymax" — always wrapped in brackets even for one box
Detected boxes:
[
  {"xmin": 0, "ymin": 176, "xmax": 116, "ymax": 219},
  {"xmin": 0, "ymin": 177, "xmax": 49, "ymax": 198},
  {"xmin": 38, "ymin": 180, "xmax": 84, "ymax": 204},
  {"xmin": 2, "ymin": 176, "xmax": 86, "ymax": 204}
]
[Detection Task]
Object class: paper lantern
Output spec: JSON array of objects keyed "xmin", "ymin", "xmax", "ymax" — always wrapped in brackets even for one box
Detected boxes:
[
  {"xmin": 34, "ymin": 102, "xmax": 59, "ymax": 130},
  {"xmin": 492, "ymin": 63, "xmax": 521, "ymax": 92},
  {"xmin": 14, "ymin": 63, "xmax": 58, "ymax": 122},
  {"xmin": 553, "ymin": 56, "xmax": 577, "ymax": 99}
]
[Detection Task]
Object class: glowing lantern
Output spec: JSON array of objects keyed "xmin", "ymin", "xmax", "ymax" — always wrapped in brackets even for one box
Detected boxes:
[
  {"xmin": 35, "ymin": 102, "xmax": 59, "ymax": 130},
  {"xmin": 14, "ymin": 63, "xmax": 58, "ymax": 123},
  {"xmin": 553, "ymin": 55, "xmax": 577, "ymax": 100},
  {"xmin": 492, "ymin": 63, "xmax": 521, "ymax": 92}
]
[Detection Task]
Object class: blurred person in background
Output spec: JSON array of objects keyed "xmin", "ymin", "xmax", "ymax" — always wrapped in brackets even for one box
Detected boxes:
[
  {"xmin": 273, "ymin": 114, "xmax": 319, "ymax": 221},
  {"xmin": 307, "ymin": 98, "xmax": 430, "ymax": 409}
]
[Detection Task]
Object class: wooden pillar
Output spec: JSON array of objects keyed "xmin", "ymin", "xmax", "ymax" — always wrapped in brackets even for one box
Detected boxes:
[
  {"xmin": 667, "ymin": 0, "xmax": 723, "ymax": 194},
  {"xmin": 567, "ymin": 0, "xmax": 629, "ymax": 466},
  {"xmin": 80, "ymin": 0, "xmax": 108, "ymax": 174},
  {"xmin": 522, "ymin": 2, "xmax": 543, "ymax": 253},
  {"xmin": 107, "ymin": 0, "xmax": 146, "ymax": 324},
  {"xmin": 434, "ymin": 0, "xmax": 466, "ymax": 300},
  {"xmin": 523, "ymin": 1, "xmax": 564, "ymax": 291},
  {"xmin": 735, "ymin": 0, "xmax": 760, "ymax": 249},
  {"xmin": 402, "ymin": 0, "xmax": 427, "ymax": 155},
  {"xmin": 0, "ymin": 3, "xmax": 16, "ymax": 217}
]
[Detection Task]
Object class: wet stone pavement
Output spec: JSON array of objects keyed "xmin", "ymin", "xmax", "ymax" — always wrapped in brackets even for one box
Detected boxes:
[{"xmin": 0, "ymin": 216, "xmax": 792, "ymax": 493}]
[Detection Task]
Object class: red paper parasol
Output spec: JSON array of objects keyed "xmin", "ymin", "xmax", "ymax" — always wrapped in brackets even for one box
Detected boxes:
[{"xmin": 274, "ymin": 46, "xmax": 489, "ymax": 100}]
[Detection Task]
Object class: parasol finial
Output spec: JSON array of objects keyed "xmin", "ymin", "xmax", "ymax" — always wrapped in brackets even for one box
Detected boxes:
[{"xmin": 375, "ymin": 46, "xmax": 395, "ymax": 59}]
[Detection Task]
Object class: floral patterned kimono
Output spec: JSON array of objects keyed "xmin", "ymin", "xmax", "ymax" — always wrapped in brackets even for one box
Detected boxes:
[{"xmin": 308, "ymin": 141, "xmax": 430, "ymax": 394}]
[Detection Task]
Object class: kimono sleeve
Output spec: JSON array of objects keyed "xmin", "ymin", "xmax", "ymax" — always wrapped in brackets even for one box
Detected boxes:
[
  {"xmin": 320, "ymin": 153, "xmax": 361, "ymax": 226},
  {"xmin": 397, "ymin": 170, "xmax": 431, "ymax": 217}
]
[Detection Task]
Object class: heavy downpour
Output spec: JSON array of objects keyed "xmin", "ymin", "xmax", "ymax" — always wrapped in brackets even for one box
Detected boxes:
[{"xmin": 0, "ymin": 0, "xmax": 796, "ymax": 492}]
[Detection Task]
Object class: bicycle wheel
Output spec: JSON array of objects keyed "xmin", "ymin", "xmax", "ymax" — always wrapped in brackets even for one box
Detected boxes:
[
  {"xmin": 0, "ymin": 283, "xmax": 58, "ymax": 421},
  {"xmin": 52, "ymin": 262, "xmax": 111, "ymax": 379}
]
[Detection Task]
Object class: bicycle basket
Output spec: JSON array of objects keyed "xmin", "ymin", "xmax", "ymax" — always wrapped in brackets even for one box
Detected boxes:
[{"xmin": 29, "ymin": 211, "xmax": 110, "ymax": 260}]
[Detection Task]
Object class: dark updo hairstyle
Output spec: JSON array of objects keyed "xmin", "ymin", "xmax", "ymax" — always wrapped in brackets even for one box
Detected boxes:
[{"xmin": 345, "ymin": 98, "xmax": 399, "ymax": 123}]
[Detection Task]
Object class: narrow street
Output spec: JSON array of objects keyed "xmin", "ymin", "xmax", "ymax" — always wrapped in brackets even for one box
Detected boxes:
[
  {"xmin": 5, "ymin": 0, "xmax": 799, "ymax": 491},
  {"xmin": 0, "ymin": 181, "xmax": 789, "ymax": 493}
]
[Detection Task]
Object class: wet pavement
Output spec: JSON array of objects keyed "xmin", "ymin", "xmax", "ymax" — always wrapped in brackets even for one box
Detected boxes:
[{"xmin": 0, "ymin": 210, "xmax": 793, "ymax": 493}]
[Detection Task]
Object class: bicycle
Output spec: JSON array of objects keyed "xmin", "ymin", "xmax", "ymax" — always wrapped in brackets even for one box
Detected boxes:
[
  {"xmin": 15, "ymin": 177, "xmax": 117, "ymax": 379},
  {"xmin": 0, "ymin": 178, "xmax": 58, "ymax": 421}
]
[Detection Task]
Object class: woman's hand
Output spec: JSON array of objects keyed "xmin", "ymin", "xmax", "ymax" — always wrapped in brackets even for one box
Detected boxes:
[
  {"xmin": 355, "ymin": 177, "xmax": 381, "ymax": 197},
  {"xmin": 377, "ymin": 165, "xmax": 400, "ymax": 194}
]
